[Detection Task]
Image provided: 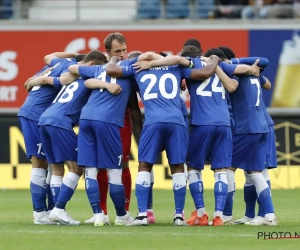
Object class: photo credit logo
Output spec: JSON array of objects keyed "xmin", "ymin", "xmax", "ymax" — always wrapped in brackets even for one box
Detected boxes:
[{"xmin": 258, "ymin": 232, "xmax": 300, "ymax": 240}]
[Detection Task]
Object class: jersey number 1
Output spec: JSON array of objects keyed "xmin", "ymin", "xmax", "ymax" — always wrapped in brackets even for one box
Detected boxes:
[{"xmin": 98, "ymin": 71, "xmax": 116, "ymax": 92}]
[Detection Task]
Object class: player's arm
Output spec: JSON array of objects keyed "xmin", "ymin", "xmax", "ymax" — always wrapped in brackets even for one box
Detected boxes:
[
  {"xmin": 137, "ymin": 52, "xmax": 164, "ymax": 62},
  {"xmin": 68, "ymin": 65, "xmax": 81, "ymax": 75},
  {"xmin": 230, "ymin": 57, "xmax": 269, "ymax": 68},
  {"xmin": 182, "ymin": 56, "xmax": 220, "ymax": 80},
  {"xmin": 216, "ymin": 66, "xmax": 238, "ymax": 93},
  {"xmin": 24, "ymin": 66, "xmax": 53, "ymax": 90},
  {"xmin": 133, "ymin": 55, "xmax": 192, "ymax": 72},
  {"xmin": 259, "ymin": 74, "xmax": 272, "ymax": 90},
  {"xmin": 233, "ymin": 59, "xmax": 260, "ymax": 76},
  {"xmin": 44, "ymin": 52, "xmax": 79, "ymax": 66},
  {"xmin": 127, "ymin": 91, "xmax": 143, "ymax": 143},
  {"xmin": 106, "ymin": 56, "xmax": 135, "ymax": 78},
  {"xmin": 69, "ymin": 65, "xmax": 98, "ymax": 80},
  {"xmin": 84, "ymin": 78, "xmax": 122, "ymax": 95}
]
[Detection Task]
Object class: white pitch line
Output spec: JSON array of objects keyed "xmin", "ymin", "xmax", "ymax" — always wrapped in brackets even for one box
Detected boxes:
[{"xmin": 0, "ymin": 230, "xmax": 254, "ymax": 237}]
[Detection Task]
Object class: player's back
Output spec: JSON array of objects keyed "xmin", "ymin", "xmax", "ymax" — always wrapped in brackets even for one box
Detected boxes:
[
  {"xmin": 135, "ymin": 66, "xmax": 185, "ymax": 126},
  {"xmin": 18, "ymin": 58, "xmax": 77, "ymax": 121},
  {"xmin": 80, "ymin": 62, "xmax": 135, "ymax": 128},
  {"xmin": 230, "ymin": 75, "xmax": 269, "ymax": 134},
  {"xmin": 39, "ymin": 78, "xmax": 91, "ymax": 130},
  {"xmin": 186, "ymin": 58, "xmax": 230, "ymax": 126}
]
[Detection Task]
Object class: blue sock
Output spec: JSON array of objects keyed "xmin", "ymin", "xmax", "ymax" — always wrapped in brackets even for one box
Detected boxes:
[
  {"xmin": 46, "ymin": 184, "xmax": 55, "ymax": 210},
  {"xmin": 223, "ymin": 191, "xmax": 234, "ymax": 216},
  {"xmin": 109, "ymin": 183, "xmax": 126, "ymax": 216},
  {"xmin": 188, "ymin": 170, "xmax": 204, "ymax": 210},
  {"xmin": 30, "ymin": 182, "xmax": 47, "ymax": 212},
  {"xmin": 50, "ymin": 175, "xmax": 63, "ymax": 205},
  {"xmin": 244, "ymin": 184, "xmax": 256, "ymax": 218},
  {"xmin": 223, "ymin": 169, "xmax": 235, "ymax": 217},
  {"xmin": 248, "ymin": 173, "xmax": 274, "ymax": 216},
  {"xmin": 135, "ymin": 184, "xmax": 150, "ymax": 213},
  {"xmin": 189, "ymin": 181, "xmax": 204, "ymax": 209},
  {"xmin": 85, "ymin": 177, "xmax": 101, "ymax": 214},
  {"xmin": 214, "ymin": 180, "xmax": 228, "ymax": 213},
  {"xmin": 135, "ymin": 171, "xmax": 151, "ymax": 214},
  {"xmin": 56, "ymin": 184, "xmax": 74, "ymax": 209},
  {"xmin": 257, "ymin": 199, "xmax": 264, "ymax": 217},
  {"xmin": 258, "ymin": 188, "xmax": 274, "ymax": 214},
  {"xmin": 258, "ymin": 179, "xmax": 271, "ymax": 217},
  {"xmin": 147, "ymin": 182, "xmax": 154, "ymax": 209},
  {"xmin": 56, "ymin": 172, "xmax": 80, "ymax": 210},
  {"xmin": 173, "ymin": 173, "xmax": 186, "ymax": 215},
  {"xmin": 30, "ymin": 168, "xmax": 47, "ymax": 212}
]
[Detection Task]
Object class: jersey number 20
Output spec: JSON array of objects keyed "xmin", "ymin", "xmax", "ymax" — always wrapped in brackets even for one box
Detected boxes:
[{"xmin": 141, "ymin": 73, "xmax": 178, "ymax": 100}]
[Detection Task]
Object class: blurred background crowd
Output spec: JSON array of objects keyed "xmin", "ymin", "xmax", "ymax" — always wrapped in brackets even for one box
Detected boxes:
[{"xmin": 1, "ymin": 0, "xmax": 300, "ymax": 20}]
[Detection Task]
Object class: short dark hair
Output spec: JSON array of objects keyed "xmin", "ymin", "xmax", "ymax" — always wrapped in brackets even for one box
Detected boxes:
[
  {"xmin": 218, "ymin": 46, "xmax": 235, "ymax": 60},
  {"xmin": 75, "ymin": 54, "xmax": 86, "ymax": 62},
  {"xmin": 128, "ymin": 52, "xmax": 142, "ymax": 60},
  {"xmin": 183, "ymin": 39, "xmax": 201, "ymax": 50},
  {"xmin": 159, "ymin": 52, "xmax": 168, "ymax": 57},
  {"xmin": 104, "ymin": 32, "xmax": 126, "ymax": 51},
  {"xmin": 181, "ymin": 45, "xmax": 201, "ymax": 58},
  {"xmin": 204, "ymin": 48, "xmax": 228, "ymax": 61},
  {"xmin": 83, "ymin": 50, "xmax": 107, "ymax": 65}
]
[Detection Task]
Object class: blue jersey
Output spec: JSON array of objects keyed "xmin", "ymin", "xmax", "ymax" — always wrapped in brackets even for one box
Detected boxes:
[
  {"xmin": 180, "ymin": 97, "xmax": 188, "ymax": 117},
  {"xmin": 227, "ymin": 94, "xmax": 233, "ymax": 118},
  {"xmin": 184, "ymin": 58, "xmax": 237, "ymax": 126},
  {"xmin": 39, "ymin": 79, "xmax": 91, "ymax": 130},
  {"xmin": 230, "ymin": 75, "xmax": 269, "ymax": 134},
  {"xmin": 259, "ymin": 75, "xmax": 274, "ymax": 126},
  {"xmin": 122, "ymin": 64, "xmax": 191, "ymax": 126},
  {"xmin": 79, "ymin": 60, "xmax": 136, "ymax": 127},
  {"xmin": 18, "ymin": 58, "xmax": 77, "ymax": 121}
]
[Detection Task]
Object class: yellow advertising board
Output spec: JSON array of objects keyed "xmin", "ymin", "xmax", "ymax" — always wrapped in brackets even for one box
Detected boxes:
[{"xmin": 0, "ymin": 124, "xmax": 300, "ymax": 190}]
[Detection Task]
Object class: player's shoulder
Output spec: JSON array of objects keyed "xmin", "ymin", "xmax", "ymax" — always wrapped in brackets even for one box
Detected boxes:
[{"xmin": 117, "ymin": 58, "xmax": 136, "ymax": 67}]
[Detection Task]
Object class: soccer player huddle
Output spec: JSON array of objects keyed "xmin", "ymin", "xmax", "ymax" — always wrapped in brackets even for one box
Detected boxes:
[{"xmin": 18, "ymin": 32, "xmax": 277, "ymax": 227}]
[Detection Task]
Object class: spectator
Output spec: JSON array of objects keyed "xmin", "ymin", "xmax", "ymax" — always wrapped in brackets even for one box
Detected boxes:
[
  {"xmin": 242, "ymin": 0, "xmax": 295, "ymax": 19},
  {"xmin": 0, "ymin": 0, "xmax": 13, "ymax": 19},
  {"xmin": 214, "ymin": 0, "xmax": 248, "ymax": 18},
  {"xmin": 295, "ymin": 0, "xmax": 300, "ymax": 17},
  {"xmin": 267, "ymin": 0, "xmax": 294, "ymax": 18}
]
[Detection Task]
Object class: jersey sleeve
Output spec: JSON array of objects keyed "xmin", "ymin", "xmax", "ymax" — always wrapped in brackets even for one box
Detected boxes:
[
  {"xmin": 259, "ymin": 74, "xmax": 267, "ymax": 86},
  {"xmin": 219, "ymin": 62, "xmax": 237, "ymax": 77},
  {"xmin": 128, "ymin": 57, "xmax": 138, "ymax": 65},
  {"xmin": 53, "ymin": 77, "xmax": 62, "ymax": 86},
  {"xmin": 180, "ymin": 67, "xmax": 193, "ymax": 79},
  {"xmin": 122, "ymin": 65, "xmax": 135, "ymax": 78},
  {"xmin": 78, "ymin": 66, "xmax": 98, "ymax": 79},
  {"xmin": 230, "ymin": 57, "xmax": 269, "ymax": 68},
  {"xmin": 34, "ymin": 65, "xmax": 49, "ymax": 76},
  {"xmin": 49, "ymin": 58, "xmax": 61, "ymax": 67}
]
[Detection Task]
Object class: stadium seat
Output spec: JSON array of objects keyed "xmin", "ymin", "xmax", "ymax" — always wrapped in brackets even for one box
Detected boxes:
[
  {"xmin": 0, "ymin": 0, "xmax": 13, "ymax": 19},
  {"xmin": 195, "ymin": 0, "xmax": 215, "ymax": 19},
  {"xmin": 137, "ymin": 0, "xmax": 161, "ymax": 19},
  {"xmin": 165, "ymin": 0, "xmax": 190, "ymax": 18}
]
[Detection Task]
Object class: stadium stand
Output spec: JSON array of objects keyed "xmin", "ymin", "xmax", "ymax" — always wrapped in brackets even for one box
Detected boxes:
[
  {"xmin": 165, "ymin": 0, "xmax": 190, "ymax": 18},
  {"xmin": 137, "ymin": 0, "xmax": 161, "ymax": 19},
  {"xmin": 0, "ymin": 0, "xmax": 13, "ymax": 19},
  {"xmin": 195, "ymin": 0, "xmax": 215, "ymax": 19},
  {"xmin": 0, "ymin": 0, "xmax": 298, "ymax": 20}
]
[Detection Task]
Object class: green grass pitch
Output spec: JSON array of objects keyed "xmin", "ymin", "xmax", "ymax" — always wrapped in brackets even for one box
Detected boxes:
[{"xmin": 0, "ymin": 189, "xmax": 299, "ymax": 250}]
